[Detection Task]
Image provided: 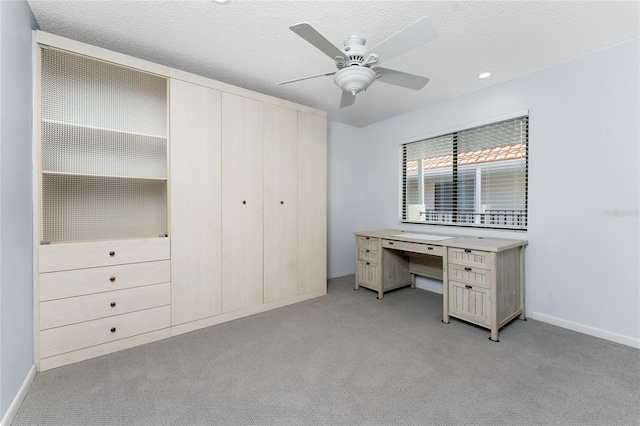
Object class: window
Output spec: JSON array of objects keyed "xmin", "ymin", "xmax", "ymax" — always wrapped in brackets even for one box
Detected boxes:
[{"xmin": 400, "ymin": 116, "xmax": 528, "ymax": 230}]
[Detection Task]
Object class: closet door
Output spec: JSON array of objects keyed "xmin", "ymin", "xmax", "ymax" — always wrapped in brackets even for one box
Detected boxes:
[
  {"xmin": 221, "ymin": 93, "xmax": 264, "ymax": 313},
  {"xmin": 297, "ymin": 112, "xmax": 327, "ymax": 295},
  {"xmin": 263, "ymin": 104, "xmax": 298, "ymax": 303},
  {"xmin": 170, "ymin": 79, "xmax": 222, "ymax": 324}
]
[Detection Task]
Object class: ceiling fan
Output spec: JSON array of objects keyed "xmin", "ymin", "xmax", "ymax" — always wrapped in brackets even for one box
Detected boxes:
[{"xmin": 277, "ymin": 17, "xmax": 437, "ymax": 108}]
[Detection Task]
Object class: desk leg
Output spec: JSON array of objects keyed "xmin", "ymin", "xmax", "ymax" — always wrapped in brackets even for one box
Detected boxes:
[
  {"xmin": 519, "ymin": 245, "xmax": 526, "ymax": 320},
  {"xmin": 442, "ymin": 250, "xmax": 450, "ymax": 324},
  {"xmin": 490, "ymin": 326, "xmax": 499, "ymax": 342}
]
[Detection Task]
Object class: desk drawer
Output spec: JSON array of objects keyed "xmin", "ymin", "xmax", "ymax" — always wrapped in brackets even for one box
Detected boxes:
[
  {"xmin": 449, "ymin": 280, "xmax": 491, "ymax": 327},
  {"xmin": 356, "ymin": 236, "xmax": 379, "ymax": 252},
  {"xmin": 357, "ymin": 246, "xmax": 379, "ymax": 262},
  {"xmin": 39, "ymin": 238, "xmax": 170, "ymax": 273},
  {"xmin": 356, "ymin": 260, "xmax": 380, "ymax": 290},
  {"xmin": 448, "ymin": 247, "xmax": 492, "ymax": 269},
  {"xmin": 40, "ymin": 305, "xmax": 170, "ymax": 359},
  {"xmin": 39, "ymin": 260, "xmax": 170, "ymax": 301},
  {"xmin": 448, "ymin": 263, "xmax": 492, "ymax": 289},
  {"xmin": 382, "ymin": 239, "xmax": 443, "ymax": 256},
  {"xmin": 40, "ymin": 282, "xmax": 170, "ymax": 330}
]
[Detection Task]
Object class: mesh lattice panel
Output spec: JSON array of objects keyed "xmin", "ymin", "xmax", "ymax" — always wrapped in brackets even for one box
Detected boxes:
[{"xmin": 40, "ymin": 47, "xmax": 168, "ymax": 243}]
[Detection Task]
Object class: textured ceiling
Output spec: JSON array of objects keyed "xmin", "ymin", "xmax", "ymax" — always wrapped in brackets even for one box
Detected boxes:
[{"xmin": 28, "ymin": 0, "xmax": 639, "ymax": 127}]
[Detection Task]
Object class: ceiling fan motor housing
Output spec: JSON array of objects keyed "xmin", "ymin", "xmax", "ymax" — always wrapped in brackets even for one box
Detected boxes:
[
  {"xmin": 334, "ymin": 67, "xmax": 377, "ymax": 95},
  {"xmin": 343, "ymin": 35, "xmax": 368, "ymax": 64}
]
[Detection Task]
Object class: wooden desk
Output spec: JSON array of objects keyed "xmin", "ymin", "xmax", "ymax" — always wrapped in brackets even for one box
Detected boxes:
[{"xmin": 354, "ymin": 229, "xmax": 528, "ymax": 341}]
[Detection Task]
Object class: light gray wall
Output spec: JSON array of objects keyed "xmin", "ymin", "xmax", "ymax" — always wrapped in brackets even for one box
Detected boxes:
[
  {"xmin": 327, "ymin": 38, "xmax": 639, "ymax": 340},
  {"xmin": 327, "ymin": 121, "xmax": 362, "ymax": 279},
  {"xmin": 0, "ymin": 0, "xmax": 37, "ymax": 418}
]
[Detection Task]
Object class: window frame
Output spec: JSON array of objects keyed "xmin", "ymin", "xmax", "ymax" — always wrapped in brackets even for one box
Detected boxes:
[{"xmin": 399, "ymin": 112, "xmax": 529, "ymax": 231}]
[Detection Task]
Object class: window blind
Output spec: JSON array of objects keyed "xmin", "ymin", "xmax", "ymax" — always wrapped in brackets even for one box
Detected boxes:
[{"xmin": 400, "ymin": 115, "xmax": 528, "ymax": 230}]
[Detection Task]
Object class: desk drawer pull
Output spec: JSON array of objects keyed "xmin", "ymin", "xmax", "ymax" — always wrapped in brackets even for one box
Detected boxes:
[
  {"xmin": 464, "ymin": 267, "xmax": 472, "ymax": 271},
  {"xmin": 428, "ymin": 247, "xmax": 433, "ymax": 251},
  {"xmin": 365, "ymin": 237, "xmax": 370, "ymax": 240},
  {"xmin": 388, "ymin": 242, "xmax": 394, "ymax": 245},
  {"xmin": 366, "ymin": 262, "xmax": 370, "ymax": 265},
  {"xmin": 366, "ymin": 249, "xmax": 370, "ymax": 253},
  {"xmin": 464, "ymin": 249, "xmax": 471, "ymax": 253},
  {"xmin": 465, "ymin": 285, "xmax": 473, "ymax": 290}
]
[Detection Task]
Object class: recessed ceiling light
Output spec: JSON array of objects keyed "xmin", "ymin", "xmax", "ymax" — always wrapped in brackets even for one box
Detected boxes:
[
  {"xmin": 478, "ymin": 72, "xmax": 492, "ymax": 79},
  {"xmin": 212, "ymin": 0, "xmax": 230, "ymax": 3}
]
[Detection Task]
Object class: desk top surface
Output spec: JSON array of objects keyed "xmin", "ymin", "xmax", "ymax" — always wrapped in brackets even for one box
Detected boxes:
[{"xmin": 354, "ymin": 229, "xmax": 528, "ymax": 252}]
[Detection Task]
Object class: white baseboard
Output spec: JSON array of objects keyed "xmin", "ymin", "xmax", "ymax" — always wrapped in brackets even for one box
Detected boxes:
[
  {"xmin": 532, "ymin": 312, "xmax": 640, "ymax": 349},
  {"xmin": 1, "ymin": 364, "xmax": 36, "ymax": 426}
]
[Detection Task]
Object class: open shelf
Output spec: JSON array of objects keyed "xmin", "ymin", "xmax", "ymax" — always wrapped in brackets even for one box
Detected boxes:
[
  {"xmin": 41, "ymin": 119, "xmax": 166, "ymax": 139},
  {"xmin": 42, "ymin": 170, "xmax": 167, "ymax": 181}
]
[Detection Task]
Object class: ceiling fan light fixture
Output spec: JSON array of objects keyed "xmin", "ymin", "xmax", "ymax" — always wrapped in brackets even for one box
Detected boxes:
[
  {"xmin": 333, "ymin": 67, "xmax": 377, "ymax": 96},
  {"xmin": 478, "ymin": 71, "xmax": 492, "ymax": 79}
]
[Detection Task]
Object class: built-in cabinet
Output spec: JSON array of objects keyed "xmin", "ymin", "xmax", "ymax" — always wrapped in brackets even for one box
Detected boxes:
[
  {"xmin": 34, "ymin": 31, "xmax": 327, "ymax": 371},
  {"xmin": 169, "ymin": 79, "xmax": 222, "ymax": 325},
  {"xmin": 221, "ymin": 93, "xmax": 265, "ymax": 313}
]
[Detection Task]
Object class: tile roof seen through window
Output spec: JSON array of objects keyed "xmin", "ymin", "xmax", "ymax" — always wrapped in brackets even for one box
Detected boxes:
[{"xmin": 406, "ymin": 144, "xmax": 526, "ymax": 172}]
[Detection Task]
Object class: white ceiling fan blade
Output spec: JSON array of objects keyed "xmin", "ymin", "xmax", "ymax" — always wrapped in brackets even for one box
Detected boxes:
[
  {"xmin": 289, "ymin": 23, "xmax": 345, "ymax": 60},
  {"xmin": 340, "ymin": 91, "xmax": 356, "ymax": 108},
  {"xmin": 367, "ymin": 17, "xmax": 437, "ymax": 65},
  {"xmin": 373, "ymin": 67, "xmax": 430, "ymax": 90},
  {"xmin": 277, "ymin": 71, "xmax": 337, "ymax": 85}
]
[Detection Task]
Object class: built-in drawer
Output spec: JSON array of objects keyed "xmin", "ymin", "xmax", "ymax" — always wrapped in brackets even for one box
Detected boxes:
[
  {"xmin": 39, "ymin": 260, "xmax": 170, "ymax": 301},
  {"xmin": 448, "ymin": 247, "xmax": 492, "ymax": 269},
  {"xmin": 382, "ymin": 239, "xmax": 443, "ymax": 256},
  {"xmin": 40, "ymin": 282, "xmax": 170, "ymax": 330},
  {"xmin": 39, "ymin": 238, "xmax": 171, "ymax": 273},
  {"xmin": 448, "ymin": 263, "xmax": 492, "ymax": 289},
  {"xmin": 356, "ymin": 236, "xmax": 379, "ymax": 252},
  {"xmin": 448, "ymin": 280, "xmax": 491, "ymax": 327},
  {"xmin": 40, "ymin": 305, "xmax": 171, "ymax": 359}
]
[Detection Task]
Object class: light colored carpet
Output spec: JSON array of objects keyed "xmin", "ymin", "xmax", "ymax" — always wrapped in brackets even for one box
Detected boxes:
[{"xmin": 13, "ymin": 275, "xmax": 640, "ymax": 425}]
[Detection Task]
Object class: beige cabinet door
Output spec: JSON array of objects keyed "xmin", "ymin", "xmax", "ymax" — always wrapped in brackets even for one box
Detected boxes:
[
  {"xmin": 170, "ymin": 79, "xmax": 222, "ymax": 324},
  {"xmin": 297, "ymin": 112, "xmax": 327, "ymax": 295},
  {"xmin": 221, "ymin": 93, "xmax": 264, "ymax": 313},
  {"xmin": 263, "ymin": 104, "xmax": 298, "ymax": 303}
]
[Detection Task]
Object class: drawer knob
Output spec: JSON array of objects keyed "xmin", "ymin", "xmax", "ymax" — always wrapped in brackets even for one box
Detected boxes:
[
  {"xmin": 464, "ymin": 267, "xmax": 472, "ymax": 271},
  {"xmin": 110, "ymin": 302, "xmax": 116, "ymax": 307},
  {"xmin": 280, "ymin": 201, "xmax": 284, "ymax": 205},
  {"xmin": 366, "ymin": 262, "xmax": 370, "ymax": 265},
  {"xmin": 110, "ymin": 327, "xmax": 116, "ymax": 333},
  {"xmin": 465, "ymin": 285, "xmax": 473, "ymax": 290},
  {"xmin": 365, "ymin": 237, "xmax": 370, "ymax": 240},
  {"xmin": 109, "ymin": 251, "xmax": 115, "ymax": 257},
  {"xmin": 109, "ymin": 276, "xmax": 116, "ymax": 282},
  {"xmin": 464, "ymin": 249, "xmax": 471, "ymax": 253},
  {"xmin": 242, "ymin": 200, "xmax": 246, "ymax": 205},
  {"xmin": 428, "ymin": 247, "xmax": 433, "ymax": 251},
  {"xmin": 388, "ymin": 242, "xmax": 394, "ymax": 245},
  {"xmin": 366, "ymin": 249, "xmax": 370, "ymax": 253}
]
